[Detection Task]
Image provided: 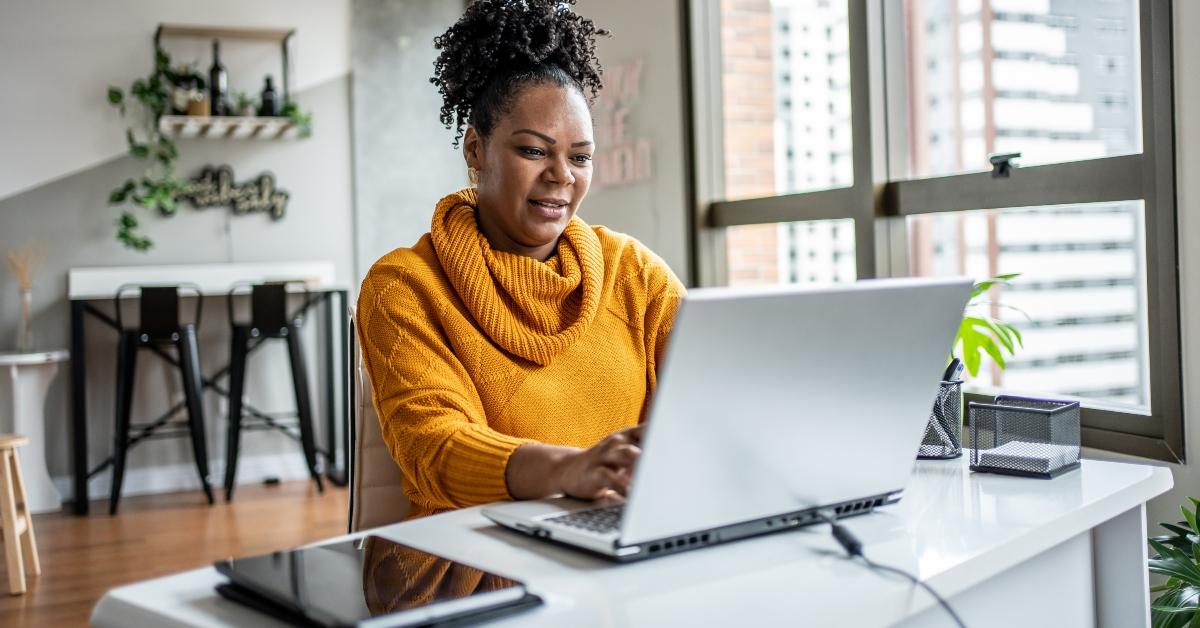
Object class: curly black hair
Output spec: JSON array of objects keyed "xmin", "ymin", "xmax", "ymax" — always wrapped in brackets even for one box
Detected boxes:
[{"xmin": 431, "ymin": 0, "xmax": 608, "ymax": 146}]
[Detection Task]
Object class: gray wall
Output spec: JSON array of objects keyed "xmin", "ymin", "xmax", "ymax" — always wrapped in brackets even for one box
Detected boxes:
[
  {"xmin": 579, "ymin": 0, "xmax": 693, "ymax": 281},
  {"xmin": 350, "ymin": 0, "xmax": 692, "ymax": 283},
  {"xmin": 352, "ymin": 0, "xmax": 469, "ymax": 277},
  {"xmin": 0, "ymin": 76, "xmax": 355, "ymax": 501}
]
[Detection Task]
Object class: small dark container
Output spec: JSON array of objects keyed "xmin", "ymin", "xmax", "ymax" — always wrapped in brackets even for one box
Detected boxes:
[
  {"xmin": 917, "ymin": 380, "xmax": 963, "ymax": 460},
  {"xmin": 969, "ymin": 395, "xmax": 1081, "ymax": 479},
  {"xmin": 259, "ymin": 75, "xmax": 279, "ymax": 117}
]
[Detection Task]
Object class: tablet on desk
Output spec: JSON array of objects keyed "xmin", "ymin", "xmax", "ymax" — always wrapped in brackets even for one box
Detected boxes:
[{"xmin": 214, "ymin": 535, "xmax": 540, "ymax": 627}]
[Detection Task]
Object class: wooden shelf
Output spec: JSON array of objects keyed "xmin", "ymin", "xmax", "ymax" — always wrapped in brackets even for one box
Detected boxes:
[
  {"xmin": 158, "ymin": 115, "xmax": 299, "ymax": 140},
  {"xmin": 156, "ymin": 24, "xmax": 294, "ymax": 43},
  {"xmin": 154, "ymin": 23, "xmax": 296, "ymax": 102}
]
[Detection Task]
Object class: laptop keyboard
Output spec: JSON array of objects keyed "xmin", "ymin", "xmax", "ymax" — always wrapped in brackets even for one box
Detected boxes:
[{"xmin": 544, "ymin": 505, "xmax": 625, "ymax": 534}]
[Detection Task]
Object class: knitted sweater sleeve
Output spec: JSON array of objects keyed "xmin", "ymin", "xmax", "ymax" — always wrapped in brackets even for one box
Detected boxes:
[
  {"xmin": 642, "ymin": 252, "xmax": 687, "ymax": 399},
  {"xmin": 357, "ymin": 260, "xmax": 534, "ymax": 511}
]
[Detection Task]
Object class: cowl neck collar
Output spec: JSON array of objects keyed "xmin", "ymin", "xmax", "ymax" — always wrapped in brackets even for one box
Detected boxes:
[{"xmin": 430, "ymin": 188, "xmax": 604, "ymax": 366}]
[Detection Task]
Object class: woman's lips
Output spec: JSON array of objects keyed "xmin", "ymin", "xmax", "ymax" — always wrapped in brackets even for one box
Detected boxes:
[{"xmin": 528, "ymin": 199, "xmax": 568, "ymax": 219}]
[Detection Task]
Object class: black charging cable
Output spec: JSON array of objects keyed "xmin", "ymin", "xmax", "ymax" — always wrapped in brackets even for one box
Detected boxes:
[{"xmin": 817, "ymin": 510, "xmax": 966, "ymax": 628}]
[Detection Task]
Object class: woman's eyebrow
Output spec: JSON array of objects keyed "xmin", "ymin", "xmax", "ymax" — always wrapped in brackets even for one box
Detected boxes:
[
  {"xmin": 511, "ymin": 129, "xmax": 594, "ymax": 148},
  {"xmin": 512, "ymin": 129, "xmax": 556, "ymax": 143}
]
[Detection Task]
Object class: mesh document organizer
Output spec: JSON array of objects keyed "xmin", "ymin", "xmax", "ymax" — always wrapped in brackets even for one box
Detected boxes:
[
  {"xmin": 917, "ymin": 380, "xmax": 963, "ymax": 460},
  {"xmin": 969, "ymin": 395, "xmax": 1081, "ymax": 479}
]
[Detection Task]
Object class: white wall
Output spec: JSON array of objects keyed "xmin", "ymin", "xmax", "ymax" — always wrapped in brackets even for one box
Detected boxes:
[{"xmin": 0, "ymin": 0, "xmax": 351, "ymax": 201}]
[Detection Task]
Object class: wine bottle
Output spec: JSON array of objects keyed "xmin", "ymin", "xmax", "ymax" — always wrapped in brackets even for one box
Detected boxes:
[
  {"xmin": 209, "ymin": 39, "xmax": 228, "ymax": 116},
  {"xmin": 259, "ymin": 75, "xmax": 279, "ymax": 117}
]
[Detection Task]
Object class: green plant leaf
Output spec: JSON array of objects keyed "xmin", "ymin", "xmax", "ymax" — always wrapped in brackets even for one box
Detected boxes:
[
  {"xmin": 1184, "ymin": 504, "xmax": 1199, "ymax": 536},
  {"xmin": 115, "ymin": 211, "xmax": 153, "ymax": 252},
  {"xmin": 1164, "ymin": 523, "xmax": 1193, "ymax": 537},
  {"xmin": 154, "ymin": 47, "xmax": 171, "ymax": 73},
  {"xmin": 108, "ymin": 179, "xmax": 136, "ymax": 204},
  {"xmin": 1152, "ymin": 586, "xmax": 1200, "ymax": 628},
  {"xmin": 999, "ymin": 322, "xmax": 1024, "ymax": 348},
  {"xmin": 107, "ymin": 87, "xmax": 124, "ymax": 106},
  {"xmin": 976, "ymin": 318, "xmax": 1016, "ymax": 354},
  {"xmin": 1150, "ymin": 540, "xmax": 1200, "ymax": 586},
  {"xmin": 980, "ymin": 337, "xmax": 1007, "ymax": 370}
]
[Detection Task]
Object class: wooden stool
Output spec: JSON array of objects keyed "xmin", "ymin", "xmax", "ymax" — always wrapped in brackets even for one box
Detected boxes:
[{"xmin": 0, "ymin": 435, "xmax": 40, "ymax": 595}]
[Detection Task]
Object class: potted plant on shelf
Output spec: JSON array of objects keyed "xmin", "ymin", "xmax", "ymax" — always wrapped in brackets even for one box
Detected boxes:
[
  {"xmin": 281, "ymin": 101, "xmax": 313, "ymax": 138},
  {"xmin": 1149, "ymin": 497, "xmax": 1200, "ymax": 625},
  {"xmin": 168, "ymin": 64, "xmax": 206, "ymax": 116},
  {"xmin": 232, "ymin": 91, "xmax": 257, "ymax": 117}
]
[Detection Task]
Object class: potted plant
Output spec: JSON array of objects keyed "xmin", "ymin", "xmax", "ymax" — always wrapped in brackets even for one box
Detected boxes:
[
  {"xmin": 232, "ymin": 91, "xmax": 257, "ymax": 117},
  {"xmin": 1149, "ymin": 497, "xmax": 1200, "ymax": 624},
  {"xmin": 168, "ymin": 64, "xmax": 206, "ymax": 115},
  {"xmin": 280, "ymin": 101, "xmax": 313, "ymax": 138}
]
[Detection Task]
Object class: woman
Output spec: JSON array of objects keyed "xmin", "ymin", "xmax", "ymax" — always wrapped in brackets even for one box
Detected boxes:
[{"xmin": 357, "ymin": 0, "xmax": 685, "ymax": 520}]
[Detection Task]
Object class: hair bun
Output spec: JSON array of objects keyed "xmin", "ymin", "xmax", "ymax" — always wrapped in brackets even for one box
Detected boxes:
[{"xmin": 432, "ymin": 0, "xmax": 608, "ymax": 145}]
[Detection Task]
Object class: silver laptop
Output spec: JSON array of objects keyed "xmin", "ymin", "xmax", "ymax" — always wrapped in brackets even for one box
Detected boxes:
[{"xmin": 482, "ymin": 277, "xmax": 973, "ymax": 561}]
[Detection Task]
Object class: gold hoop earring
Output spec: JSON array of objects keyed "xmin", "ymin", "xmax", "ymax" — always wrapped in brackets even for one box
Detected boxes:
[{"xmin": 467, "ymin": 166, "xmax": 480, "ymax": 187}]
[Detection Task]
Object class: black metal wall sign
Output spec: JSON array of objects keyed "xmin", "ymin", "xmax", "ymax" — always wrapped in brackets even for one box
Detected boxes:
[{"xmin": 178, "ymin": 165, "xmax": 290, "ymax": 220}]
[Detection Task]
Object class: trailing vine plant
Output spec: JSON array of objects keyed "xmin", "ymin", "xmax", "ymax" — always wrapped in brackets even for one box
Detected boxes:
[{"xmin": 106, "ymin": 48, "xmax": 187, "ymax": 251}]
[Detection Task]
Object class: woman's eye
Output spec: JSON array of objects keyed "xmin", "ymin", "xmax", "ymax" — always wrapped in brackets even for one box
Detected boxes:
[
  {"xmin": 519, "ymin": 147, "xmax": 545, "ymax": 157},
  {"xmin": 572, "ymin": 154, "xmax": 593, "ymax": 164}
]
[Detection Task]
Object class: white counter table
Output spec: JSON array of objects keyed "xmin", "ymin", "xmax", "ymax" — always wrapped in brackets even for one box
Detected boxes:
[{"xmin": 92, "ymin": 455, "xmax": 1172, "ymax": 627}]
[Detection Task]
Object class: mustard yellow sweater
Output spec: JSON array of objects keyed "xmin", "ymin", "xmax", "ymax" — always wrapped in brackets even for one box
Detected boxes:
[{"xmin": 357, "ymin": 189, "xmax": 685, "ymax": 519}]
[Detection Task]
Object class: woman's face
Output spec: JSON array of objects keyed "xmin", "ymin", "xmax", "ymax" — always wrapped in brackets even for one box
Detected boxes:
[{"xmin": 464, "ymin": 82, "xmax": 595, "ymax": 261}]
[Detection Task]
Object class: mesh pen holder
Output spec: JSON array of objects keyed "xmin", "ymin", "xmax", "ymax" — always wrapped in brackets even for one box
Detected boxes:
[
  {"xmin": 969, "ymin": 395, "xmax": 1081, "ymax": 479},
  {"xmin": 917, "ymin": 380, "xmax": 963, "ymax": 460}
]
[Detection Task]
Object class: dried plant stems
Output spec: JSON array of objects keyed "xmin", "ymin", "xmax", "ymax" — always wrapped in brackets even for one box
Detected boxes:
[{"xmin": 6, "ymin": 246, "xmax": 38, "ymax": 291}]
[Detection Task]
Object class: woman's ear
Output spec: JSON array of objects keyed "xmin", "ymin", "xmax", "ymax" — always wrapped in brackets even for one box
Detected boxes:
[{"xmin": 463, "ymin": 126, "xmax": 483, "ymax": 170}]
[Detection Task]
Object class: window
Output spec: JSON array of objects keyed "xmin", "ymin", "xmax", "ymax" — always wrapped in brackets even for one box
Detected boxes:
[
  {"xmin": 716, "ymin": 0, "xmax": 851, "ymax": 202},
  {"xmin": 691, "ymin": 0, "xmax": 1181, "ymax": 460}
]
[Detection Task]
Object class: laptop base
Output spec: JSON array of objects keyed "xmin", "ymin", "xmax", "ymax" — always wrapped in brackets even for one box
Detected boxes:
[{"xmin": 491, "ymin": 490, "xmax": 902, "ymax": 563}]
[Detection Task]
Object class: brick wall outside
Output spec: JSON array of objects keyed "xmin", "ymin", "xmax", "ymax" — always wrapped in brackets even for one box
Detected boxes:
[{"xmin": 720, "ymin": 0, "xmax": 778, "ymax": 285}]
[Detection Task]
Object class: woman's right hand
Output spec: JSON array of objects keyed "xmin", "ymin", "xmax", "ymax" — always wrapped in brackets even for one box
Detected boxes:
[
  {"xmin": 553, "ymin": 425, "xmax": 643, "ymax": 500},
  {"xmin": 505, "ymin": 425, "xmax": 644, "ymax": 501}
]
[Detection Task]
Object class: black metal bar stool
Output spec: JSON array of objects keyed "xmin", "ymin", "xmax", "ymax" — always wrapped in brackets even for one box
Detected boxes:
[
  {"xmin": 224, "ymin": 281, "xmax": 324, "ymax": 500},
  {"xmin": 111, "ymin": 284, "xmax": 215, "ymax": 514}
]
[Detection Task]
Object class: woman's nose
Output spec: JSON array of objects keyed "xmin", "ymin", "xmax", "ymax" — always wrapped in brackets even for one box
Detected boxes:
[{"xmin": 543, "ymin": 158, "xmax": 575, "ymax": 185}]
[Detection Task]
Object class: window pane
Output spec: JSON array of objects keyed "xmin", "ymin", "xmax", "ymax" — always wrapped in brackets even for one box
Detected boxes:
[
  {"xmin": 907, "ymin": 201, "xmax": 1149, "ymax": 412},
  {"xmin": 719, "ymin": 0, "xmax": 853, "ymax": 202},
  {"xmin": 727, "ymin": 219, "xmax": 856, "ymax": 286},
  {"xmin": 903, "ymin": 0, "xmax": 1142, "ymax": 178}
]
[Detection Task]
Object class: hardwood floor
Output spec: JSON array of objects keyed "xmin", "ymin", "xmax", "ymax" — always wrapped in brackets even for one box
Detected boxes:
[{"xmin": 0, "ymin": 481, "xmax": 348, "ymax": 627}]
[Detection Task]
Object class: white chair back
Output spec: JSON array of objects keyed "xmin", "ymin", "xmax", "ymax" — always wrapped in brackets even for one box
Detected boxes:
[{"xmin": 349, "ymin": 307, "xmax": 410, "ymax": 532}]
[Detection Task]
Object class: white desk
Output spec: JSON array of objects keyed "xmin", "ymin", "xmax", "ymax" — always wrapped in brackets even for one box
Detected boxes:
[{"xmin": 92, "ymin": 456, "xmax": 1172, "ymax": 627}]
